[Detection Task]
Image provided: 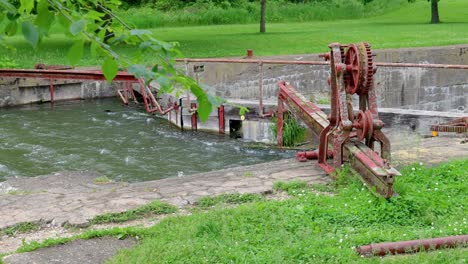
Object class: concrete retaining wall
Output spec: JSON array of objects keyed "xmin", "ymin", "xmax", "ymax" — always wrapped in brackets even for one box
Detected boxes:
[
  {"xmin": 186, "ymin": 45, "xmax": 468, "ymax": 113},
  {"xmin": 0, "ymin": 78, "xmax": 119, "ymax": 107}
]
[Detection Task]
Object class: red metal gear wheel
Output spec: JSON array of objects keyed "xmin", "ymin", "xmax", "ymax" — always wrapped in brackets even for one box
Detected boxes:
[
  {"xmin": 344, "ymin": 44, "xmax": 361, "ymax": 94},
  {"xmin": 365, "ymin": 109, "xmax": 374, "ymax": 139},
  {"xmin": 358, "ymin": 42, "xmax": 374, "ymax": 95},
  {"xmin": 355, "ymin": 110, "xmax": 369, "ymax": 141}
]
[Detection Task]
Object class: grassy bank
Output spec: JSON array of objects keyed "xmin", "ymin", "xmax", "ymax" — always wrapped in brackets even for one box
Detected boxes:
[
  {"xmin": 9, "ymin": 160, "xmax": 467, "ymax": 263},
  {"xmin": 2, "ymin": 0, "xmax": 468, "ymax": 68},
  {"xmin": 106, "ymin": 160, "xmax": 467, "ymax": 263}
]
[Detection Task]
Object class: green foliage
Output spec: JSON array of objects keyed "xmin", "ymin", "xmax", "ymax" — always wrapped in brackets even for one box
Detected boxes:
[
  {"xmin": 0, "ymin": 0, "xmax": 218, "ymax": 122},
  {"xmin": 90, "ymin": 200, "xmax": 177, "ymax": 224},
  {"xmin": 271, "ymin": 113, "xmax": 307, "ymax": 147},
  {"xmin": 107, "ymin": 160, "xmax": 467, "ymax": 263},
  {"xmin": 7, "ymin": 161, "xmax": 467, "ymax": 263},
  {"xmin": 273, "ymin": 180, "xmax": 308, "ymax": 194},
  {"xmin": 0, "ymin": 56, "xmax": 18, "ymax": 68},
  {"xmin": 93, "ymin": 175, "xmax": 111, "ymax": 184},
  {"xmin": 102, "ymin": 58, "xmax": 119, "ymax": 82},
  {"xmin": 17, "ymin": 226, "xmax": 149, "ymax": 253},
  {"xmin": 195, "ymin": 193, "xmax": 265, "ymax": 208},
  {"xmin": 1, "ymin": 222, "xmax": 40, "ymax": 237},
  {"xmin": 21, "ymin": 21, "xmax": 38, "ymax": 48},
  {"xmin": 4, "ymin": 1, "xmax": 468, "ymax": 66},
  {"xmin": 118, "ymin": 0, "xmax": 407, "ymax": 27}
]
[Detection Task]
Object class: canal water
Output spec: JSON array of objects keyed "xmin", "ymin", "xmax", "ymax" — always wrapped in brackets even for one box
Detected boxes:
[{"xmin": 0, "ymin": 99, "xmax": 292, "ymax": 182}]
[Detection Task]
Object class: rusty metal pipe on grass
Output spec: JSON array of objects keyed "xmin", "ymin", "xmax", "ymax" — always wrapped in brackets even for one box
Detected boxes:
[{"xmin": 356, "ymin": 235, "xmax": 468, "ymax": 257}]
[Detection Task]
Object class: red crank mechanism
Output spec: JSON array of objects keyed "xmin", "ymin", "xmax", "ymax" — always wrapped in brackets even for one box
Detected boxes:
[
  {"xmin": 344, "ymin": 43, "xmax": 374, "ymax": 95},
  {"xmin": 277, "ymin": 42, "xmax": 400, "ymax": 199}
]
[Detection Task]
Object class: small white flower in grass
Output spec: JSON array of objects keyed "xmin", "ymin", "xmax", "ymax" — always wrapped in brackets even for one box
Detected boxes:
[
  {"xmin": 411, "ymin": 167, "xmax": 415, "ymax": 171},
  {"xmin": 434, "ymin": 188, "xmax": 438, "ymax": 191},
  {"xmin": 431, "ymin": 226, "xmax": 435, "ymax": 230},
  {"xmin": 339, "ymin": 238, "xmax": 343, "ymax": 243},
  {"xmin": 419, "ymin": 162, "xmax": 423, "ymax": 166},
  {"xmin": 435, "ymin": 182, "xmax": 438, "ymax": 185},
  {"xmin": 368, "ymin": 200, "xmax": 372, "ymax": 203},
  {"xmin": 454, "ymin": 228, "xmax": 458, "ymax": 231},
  {"xmin": 344, "ymin": 203, "xmax": 348, "ymax": 207},
  {"xmin": 403, "ymin": 234, "xmax": 406, "ymax": 237}
]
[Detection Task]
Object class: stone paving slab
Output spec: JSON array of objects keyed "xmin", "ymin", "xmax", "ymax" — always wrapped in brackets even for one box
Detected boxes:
[
  {"xmin": 2, "ymin": 237, "xmax": 136, "ymax": 264},
  {"xmin": 0, "ymin": 158, "xmax": 328, "ymax": 230}
]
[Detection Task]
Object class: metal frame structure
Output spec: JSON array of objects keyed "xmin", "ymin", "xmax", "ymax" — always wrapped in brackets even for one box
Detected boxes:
[{"xmin": 277, "ymin": 43, "xmax": 400, "ymax": 198}]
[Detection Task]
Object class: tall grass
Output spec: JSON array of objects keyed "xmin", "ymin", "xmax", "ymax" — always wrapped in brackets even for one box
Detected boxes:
[
  {"xmin": 117, "ymin": 0, "xmax": 408, "ymax": 28},
  {"xmin": 271, "ymin": 113, "xmax": 307, "ymax": 147}
]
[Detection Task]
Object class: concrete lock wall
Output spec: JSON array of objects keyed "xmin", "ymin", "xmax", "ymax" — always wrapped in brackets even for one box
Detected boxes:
[
  {"xmin": 0, "ymin": 78, "xmax": 119, "ymax": 107},
  {"xmin": 186, "ymin": 45, "xmax": 468, "ymax": 113}
]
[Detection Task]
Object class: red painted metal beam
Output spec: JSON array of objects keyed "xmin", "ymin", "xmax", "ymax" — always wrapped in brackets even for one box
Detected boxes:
[
  {"xmin": 0, "ymin": 69, "xmax": 138, "ymax": 82},
  {"xmin": 356, "ymin": 235, "xmax": 468, "ymax": 256}
]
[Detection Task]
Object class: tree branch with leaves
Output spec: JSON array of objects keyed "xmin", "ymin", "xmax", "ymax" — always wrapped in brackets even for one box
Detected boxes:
[{"xmin": 0, "ymin": 0, "xmax": 227, "ymax": 121}]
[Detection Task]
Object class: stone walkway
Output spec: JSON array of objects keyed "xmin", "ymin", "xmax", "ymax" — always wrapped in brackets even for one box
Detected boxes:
[
  {"xmin": 2, "ymin": 237, "xmax": 136, "ymax": 264},
  {"xmin": 0, "ymin": 159, "xmax": 328, "ymax": 230}
]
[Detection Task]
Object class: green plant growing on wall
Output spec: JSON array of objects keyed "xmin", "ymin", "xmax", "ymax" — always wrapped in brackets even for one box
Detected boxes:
[{"xmin": 271, "ymin": 112, "xmax": 307, "ymax": 147}]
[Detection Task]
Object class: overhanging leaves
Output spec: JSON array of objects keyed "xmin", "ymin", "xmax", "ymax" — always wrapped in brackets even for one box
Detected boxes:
[
  {"xmin": 102, "ymin": 58, "xmax": 119, "ymax": 83},
  {"xmin": 22, "ymin": 22, "xmax": 39, "ymax": 48},
  {"xmin": 69, "ymin": 19, "xmax": 86, "ymax": 36},
  {"xmin": 4, "ymin": 20, "xmax": 17, "ymax": 36},
  {"xmin": 67, "ymin": 40, "xmax": 84, "ymax": 65},
  {"xmin": 190, "ymin": 83, "xmax": 213, "ymax": 122}
]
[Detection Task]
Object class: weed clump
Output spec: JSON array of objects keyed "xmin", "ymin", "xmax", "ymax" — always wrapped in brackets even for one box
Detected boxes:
[
  {"xmin": 271, "ymin": 113, "xmax": 307, "ymax": 147},
  {"xmin": 195, "ymin": 193, "xmax": 264, "ymax": 208},
  {"xmin": 90, "ymin": 200, "xmax": 177, "ymax": 224}
]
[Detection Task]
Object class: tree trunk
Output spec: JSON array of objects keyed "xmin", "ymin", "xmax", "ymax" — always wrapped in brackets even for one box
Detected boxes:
[
  {"xmin": 260, "ymin": 0, "xmax": 266, "ymax": 33},
  {"xmin": 431, "ymin": 0, "xmax": 440, "ymax": 24}
]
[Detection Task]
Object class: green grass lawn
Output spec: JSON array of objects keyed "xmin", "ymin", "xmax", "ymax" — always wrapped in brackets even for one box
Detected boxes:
[
  {"xmin": 2, "ymin": 0, "xmax": 468, "ymax": 68},
  {"xmin": 11, "ymin": 160, "xmax": 467, "ymax": 263},
  {"xmin": 104, "ymin": 160, "xmax": 466, "ymax": 263}
]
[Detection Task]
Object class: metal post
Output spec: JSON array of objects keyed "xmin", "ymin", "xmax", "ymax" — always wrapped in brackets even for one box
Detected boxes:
[
  {"xmin": 277, "ymin": 97, "xmax": 284, "ymax": 147},
  {"xmin": 218, "ymin": 105, "xmax": 225, "ymax": 134},
  {"xmin": 191, "ymin": 102, "xmax": 197, "ymax": 131},
  {"xmin": 258, "ymin": 62, "xmax": 264, "ymax": 117},
  {"xmin": 179, "ymin": 98, "xmax": 184, "ymax": 131},
  {"xmin": 184, "ymin": 60, "xmax": 191, "ymax": 112},
  {"xmin": 49, "ymin": 79, "xmax": 55, "ymax": 104}
]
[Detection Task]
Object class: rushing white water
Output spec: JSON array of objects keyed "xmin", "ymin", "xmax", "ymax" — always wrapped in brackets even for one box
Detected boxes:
[{"xmin": 0, "ymin": 99, "xmax": 292, "ymax": 182}]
